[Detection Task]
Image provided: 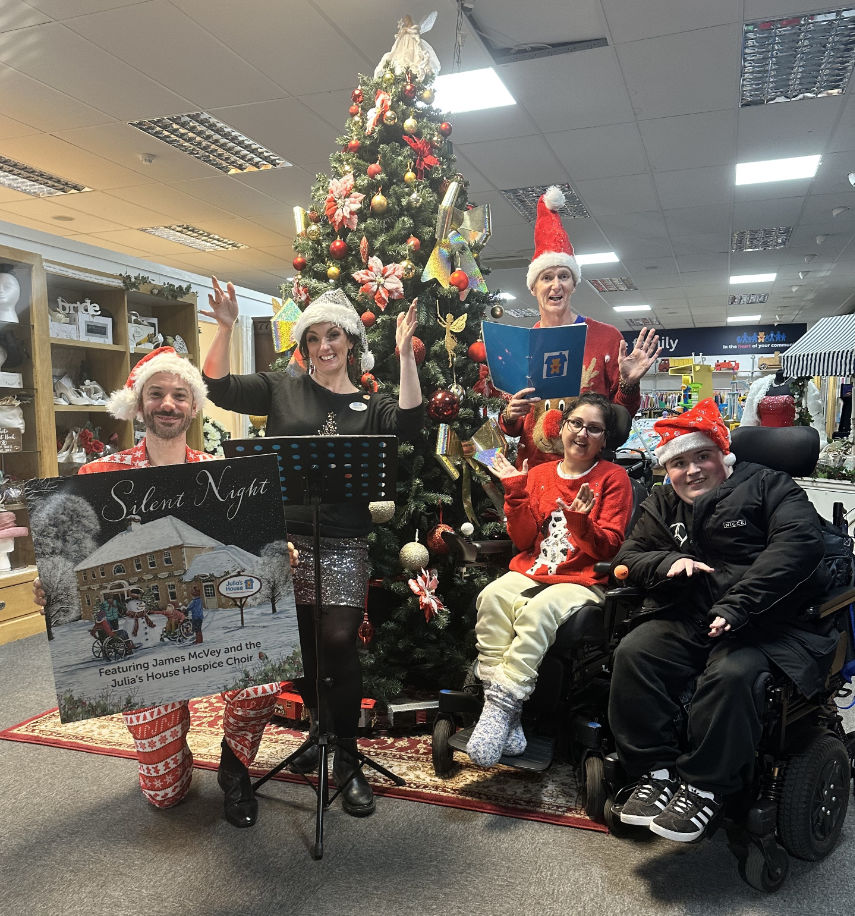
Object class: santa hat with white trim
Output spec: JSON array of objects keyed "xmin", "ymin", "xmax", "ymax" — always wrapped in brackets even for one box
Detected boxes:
[
  {"xmin": 290, "ymin": 288, "xmax": 374, "ymax": 371},
  {"xmin": 525, "ymin": 185, "xmax": 581, "ymax": 291},
  {"xmin": 654, "ymin": 398, "xmax": 736, "ymax": 468},
  {"xmin": 106, "ymin": 346, "xmax": 207, "ymax": 421}
]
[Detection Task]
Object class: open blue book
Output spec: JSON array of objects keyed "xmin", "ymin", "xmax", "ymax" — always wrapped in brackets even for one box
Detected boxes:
[{"xmin": 481, "ymin": 321, "xmax": 588, "ymax": 399}]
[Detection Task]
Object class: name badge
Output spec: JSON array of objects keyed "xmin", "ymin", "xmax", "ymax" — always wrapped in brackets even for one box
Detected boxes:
[{"xmin": 349, "ymin": 401, "xmax": 368, "ymax": 412}]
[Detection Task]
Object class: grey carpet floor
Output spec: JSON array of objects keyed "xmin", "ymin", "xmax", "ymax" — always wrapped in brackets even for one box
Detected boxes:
[{"xmin": 1, "ymin": 633, "xmax": 853, "ymax": 916}]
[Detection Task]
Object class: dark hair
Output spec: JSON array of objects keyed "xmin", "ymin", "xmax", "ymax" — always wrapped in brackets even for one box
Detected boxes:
[
  {"xmin": 560, "ymin": 393, "xmax": 620, "ymax": 445},
  {"xmin": 298, "ymin": 325, "xmax": 362, "ymax": 384}
]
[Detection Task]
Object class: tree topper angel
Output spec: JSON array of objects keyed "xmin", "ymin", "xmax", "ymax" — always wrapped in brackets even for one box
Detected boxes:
[{"xmin": 374, "ymin": 12, "xmax": 441, "ymax": 80}]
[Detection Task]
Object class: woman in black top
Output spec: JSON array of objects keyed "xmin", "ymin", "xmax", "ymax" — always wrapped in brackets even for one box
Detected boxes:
[{"xmin": 203, "ymin": 279, "xmax": 422, "ymax": 817}]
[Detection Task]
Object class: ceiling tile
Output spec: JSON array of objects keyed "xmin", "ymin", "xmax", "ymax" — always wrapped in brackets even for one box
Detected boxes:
[
  {"xmin": 454, "ymin": 134, "xmax": 563, "ymax": 190},
  {"xmin": 545, "ymin": 122, "xmax": 649, "ymax": 181},
  {"xmin": 575, "ymin": 173, "xmax": 659, "ymax": 216},
  {"xmin": 736, "ymin": 96, "xmax": 843, "ymax": 161},
  {"xmin": 654, "ymin": 166, "xmax": 732, "ymax": 209},
  {"xmin": 0, "ymin": 2, "xmax": 51, "ymax": 32},
  {"xmin": 638, "ymin": 109, "xmax": 737, "ymax": 171},
  {"xmin": 602, "ymin": 0, "xmax": 742, "ymax": 44}
]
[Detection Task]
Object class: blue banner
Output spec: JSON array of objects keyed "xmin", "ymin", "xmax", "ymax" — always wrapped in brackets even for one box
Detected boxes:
[{"xmin": 623, "ymin": 323, "xmax": 806, "ymax": 358}]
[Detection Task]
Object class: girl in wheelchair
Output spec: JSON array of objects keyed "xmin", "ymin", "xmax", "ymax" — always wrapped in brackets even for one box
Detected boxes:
[{"xmin": 466, "ymin": 393, "xmax": 633, "ymax": 766}]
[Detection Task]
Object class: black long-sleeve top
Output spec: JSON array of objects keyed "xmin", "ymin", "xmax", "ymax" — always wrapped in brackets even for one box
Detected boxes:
[{"xmin": 203, "ymin": 371, "xmax": 423, "ymax": 538}]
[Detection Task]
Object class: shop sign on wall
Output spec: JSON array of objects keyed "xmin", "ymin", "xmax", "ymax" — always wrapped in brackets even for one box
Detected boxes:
[{"xmin": 623, "ymin": 323, "xmax": 807, "ymax": 358}]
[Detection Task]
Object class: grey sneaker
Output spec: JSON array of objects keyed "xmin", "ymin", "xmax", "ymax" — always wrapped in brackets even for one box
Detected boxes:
[
  {"xmin": 649, "ymin": 783, "xmax": 722, "ymax": 842},
  {"xmin": 619, "ymin": 771, "xmax": 680, "ymax": 826}
]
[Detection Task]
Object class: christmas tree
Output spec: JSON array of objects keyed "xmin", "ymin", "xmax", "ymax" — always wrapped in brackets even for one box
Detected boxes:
[{"xmin": 276, "ymin": 15, "xmax": 508, "ymax": 700}]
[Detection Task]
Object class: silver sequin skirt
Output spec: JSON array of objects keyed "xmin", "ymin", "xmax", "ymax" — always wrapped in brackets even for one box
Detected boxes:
[{"xmin": 289, "ymin": 534, "xmax": 370, "ymax": 607}]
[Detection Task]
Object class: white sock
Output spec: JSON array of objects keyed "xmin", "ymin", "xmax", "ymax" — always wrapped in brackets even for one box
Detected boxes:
[
  {"xmin": 688, "ymin": 784, "xmax": 716, "ymax": 800},
  {"xmin": 650, "ymin": 768, "xmax": 672, "ymax": 780}
]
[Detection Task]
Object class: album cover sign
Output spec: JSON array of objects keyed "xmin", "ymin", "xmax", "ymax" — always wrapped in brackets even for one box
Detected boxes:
[{"xmin": 26, "ymin": 454, "xmax": 300, "ymax": 723}]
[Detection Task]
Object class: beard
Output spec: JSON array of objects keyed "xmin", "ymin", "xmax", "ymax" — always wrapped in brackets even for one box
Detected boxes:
[{"xmin": 143, "ymin": 408, "xmax": 194, "ymax": 441}]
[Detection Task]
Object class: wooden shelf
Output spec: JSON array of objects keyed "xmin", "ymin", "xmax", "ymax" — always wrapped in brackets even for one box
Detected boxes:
[{"xmin": 49, "ymin": 338, "xmax": 126, "ymax": 353}]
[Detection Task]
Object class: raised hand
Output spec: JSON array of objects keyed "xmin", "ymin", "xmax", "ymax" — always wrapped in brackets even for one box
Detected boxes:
[
  {"xmin": 201, "ymin": 276, "xmax": 239, "ymax": 329},
  {"xmin": 618, "ymin": 326, "xmax": 662, "ymax": 387},
  {"xmin": 489, "ymin": 453, "xmax": 528, "ymax": 481},
  {"xmin": 395, "ymin": 299, "xmax": 419, "ymax": 357},
  {"xmin": 503, "ymin": 387, "xmax": 540, "ymax": 422},
  {"xmin": 558, "ymin": 482, "xmax": 596, "ymax": 515}
]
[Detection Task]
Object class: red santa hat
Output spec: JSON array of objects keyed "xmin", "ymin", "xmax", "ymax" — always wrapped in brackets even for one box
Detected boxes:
[
  {"xmin": 525, "ymin": 186, "xmax": 581, "ymax": 291},
  {"xmin": 106, "ymin": 346, "xmax": 207, "ymax": 421},
  {"xmin": 654, "ymin": 398, "xmax": 736, "ymax": 468}
]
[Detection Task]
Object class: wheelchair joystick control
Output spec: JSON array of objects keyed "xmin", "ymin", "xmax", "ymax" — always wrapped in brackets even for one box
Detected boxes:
[{"xmin": 613, "ymin": 565, "xmax": 629, "ymax": 580}]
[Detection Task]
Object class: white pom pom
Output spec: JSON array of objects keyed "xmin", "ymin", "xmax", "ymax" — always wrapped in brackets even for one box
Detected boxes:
[
  {"xmin": 361, "ymin": 351, "xmax": 375, "ymax": 372},
  {"xmin": 460, "ymin": 522, "xmax": 475, "ymax": 537},
  {"xmin": 543, "ymin": 185, "xmax": 565, "ymax": 211}
]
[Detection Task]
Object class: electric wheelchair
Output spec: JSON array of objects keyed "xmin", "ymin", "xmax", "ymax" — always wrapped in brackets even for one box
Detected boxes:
[{"xmin": 602, "ymin": 424, "xmax": 855, "ymax": 892}]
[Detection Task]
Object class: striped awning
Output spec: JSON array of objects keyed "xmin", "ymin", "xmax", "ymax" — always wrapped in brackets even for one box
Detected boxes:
[{"xmin": 781, "ymin": 315, "xmax": 855, "ymax": 378}]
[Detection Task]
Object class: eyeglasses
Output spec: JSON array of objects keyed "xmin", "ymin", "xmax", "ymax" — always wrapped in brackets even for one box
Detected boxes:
[{"xmin": 564, "ymin": 417, "xmax": 606, "ymax": 438}]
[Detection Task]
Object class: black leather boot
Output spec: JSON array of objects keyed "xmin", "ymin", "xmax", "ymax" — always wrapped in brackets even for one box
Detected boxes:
[
  {"xmin": 217, "ymin": 739, "xmax": 257, "ymax": 828},
  {"xmin": 333, "ymin": 738, "xmax": 375, "ymax": 817},
  {"xmin": 289, "ymin": 709, "xmax": 320, "ymax": 775}
]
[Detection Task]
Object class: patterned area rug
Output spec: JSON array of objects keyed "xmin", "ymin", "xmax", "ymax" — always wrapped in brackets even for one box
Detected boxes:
[{"xmin": 0, "ymin": 694, "xmax": 602, "ymax": 832}]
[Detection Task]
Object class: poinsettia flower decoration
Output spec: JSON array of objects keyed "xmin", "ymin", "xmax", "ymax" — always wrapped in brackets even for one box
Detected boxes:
[
  {"xmin": 352, "ymin": 255, "xmax": 404, "ymax": 311},
  {"xmin": 408, "ymin": 567, "xmax": 446, "ymax": 623},
  {"xmin": 324, "ymin": 174, "xmax": 365, "ymax": 232}
]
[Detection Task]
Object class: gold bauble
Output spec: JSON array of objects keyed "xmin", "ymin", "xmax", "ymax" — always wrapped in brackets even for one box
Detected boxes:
[
  {"xmin": 371, "ymin": 192, "xmax": 388, "ymax": 214},
  {"xmin": 404, "ymin": 169, "xmax": 417, "ymax": 184},
  {"xmin": 306, "ymin": 224, "xmax": 321, "ymax": 241},
  {"xmin": 399, "ymin": 540, "xmax": 429, "ymax": 571},
  {"xmin": 369, "ymin": 500, "xmax": 396, "ymax": 524},
  {"xmin": 249, "ymin": 415, "xmax": 268, "ymax": 429},
  {"xmin": 382, "ymin": 109, "xmax": 398, "ymax": 126},
  {"xmin": 403, "ymin": 117, "xmax": 418, "ymax": 134},
  {"xmin": 420, "ymin": 87, "xmax": 435, "ymax": 104},
  {"xmin": 400, "ymin": 259, "xmax": 417, "ymax": 279},
  {"xmin": 382, "ymin": 70, "xmax": 395, "ymax": 85},
  {"xmin": 327, "ymin": 264, "xmax": 341, "ymax": 280}
]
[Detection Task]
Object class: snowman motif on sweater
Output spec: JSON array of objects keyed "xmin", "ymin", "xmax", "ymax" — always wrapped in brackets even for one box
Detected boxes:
[{"xmin": 526, "ymin": 506, "xmax": 576, "ymax": 576}]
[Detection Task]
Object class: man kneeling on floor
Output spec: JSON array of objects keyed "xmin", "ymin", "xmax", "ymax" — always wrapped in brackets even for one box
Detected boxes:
[{"xmin": 608, "ymin": 398, "xmax": 840, "ymax": 842}]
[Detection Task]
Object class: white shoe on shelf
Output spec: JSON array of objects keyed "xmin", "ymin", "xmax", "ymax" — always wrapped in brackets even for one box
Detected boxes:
[
  {"xmin": 54, "ymin": 375, "xmax": 91, "ymax": 406},
  {"xmin": 81, "ymin": 380, "xmax": 108, "ymax": 405},
  {"xmin": 57, "ymin": 429, "xmax": 78, "ymax": 463}
]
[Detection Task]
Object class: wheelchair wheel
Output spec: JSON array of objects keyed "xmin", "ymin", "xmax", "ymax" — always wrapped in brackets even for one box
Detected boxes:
[
  {"xmin": 432, "ymin": 716, "xmax": 456, "ymax": 778},
  {"xmin": 738, "ymin": 842, "xmax": 789, "ymax": 893},
  {"xmin": 778, "ymin": 733, "xmax": 850, "ymax": 861},
  {"xmin": 603, "ymin": 796, "xmax": 630, "ymax": 837},
  {"xmin": 583, "ymin": 755, "xmax": 607, "ymax": 821},
  {"xmin": 179, "ymin": 620, "xmax": 193, "ymax": 639},
  {"xmin": 91, "ymin": 640, "xmax": 104, "ymax": 660},
  {"xmin": 103, "ymin": 636, "xmax": 127, "ymax": 662}
]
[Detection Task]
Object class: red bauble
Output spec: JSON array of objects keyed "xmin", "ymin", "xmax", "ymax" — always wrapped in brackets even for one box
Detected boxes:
[
  {"xmin": 361, "ymin": 372, "xmax": 379, "ymax": 393},
  {"xmin": 351, "ymin": 88, "xmax": 364, "ymax": 104},
  {"xmin": 329, "ymin": 239, "xmax": 348, "ymax": 260},
  {"xmin": 403, "ymin": 82, "xmax": 417, "ymax": 100},
  {"xmin": 346, "ymin": 139, "xmax": 361, "ymax": 153},
  {"xmin": 406, "ymin": 235, "xmax": 421, "ymax": 253},
  {"xmin": 366, "ymin": 162, "xmax": 383, "ymax": 179},
  {"xmin": 307, "ymin": 210, "xmax": 320, "ymax": 223},
  {"xmin": 348, "ymin": 104, "xmax": 360, "ymax": 117},
  {"xmin": 439, "ymin": 122, "xmax": 453, "ymax": 138},
  {"xmin": 361, "ymin": 310, "xmax": 376, "ymax": 328},
  {"xmin": 395, "ymin": 336, "xmax": 426, "ymax": 366},
  {"xmin": 468, "ymin": 341, "xmax": 487, "ymax": 363},
  {"xmin": 292, "ymin": 255, "xmax": 307, "ymax": 272},
  {"xmin": 427, "ymin": 523, "xmax": 454, "ymax": 555},
  {"xmin": 427, "ymin": 389, "xmax": 461, "ymax": 422},
  {"xmin": 449, "ymin": 269, "xmax": 469, "ymax": 291}
]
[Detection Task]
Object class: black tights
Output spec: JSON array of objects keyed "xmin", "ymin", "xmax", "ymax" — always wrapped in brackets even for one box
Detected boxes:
[{"xmin": 296, "ymin": 603, "xmax": 363, "ymax": 739}]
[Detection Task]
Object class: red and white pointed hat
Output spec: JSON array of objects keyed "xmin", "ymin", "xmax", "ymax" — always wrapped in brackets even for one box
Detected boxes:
[
  {"xmin": 525, "ymin": 185, "xmax": 580, "ymax": 291},
  {"xmin": 106, "ymin": 346, "xmax": 207, "ymax": 421}
]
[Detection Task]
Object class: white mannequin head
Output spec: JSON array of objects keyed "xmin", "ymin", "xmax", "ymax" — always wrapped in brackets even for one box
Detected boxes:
[{"xmin": 0, "ymin": 273, "xmax": 20, "ymax": 325}]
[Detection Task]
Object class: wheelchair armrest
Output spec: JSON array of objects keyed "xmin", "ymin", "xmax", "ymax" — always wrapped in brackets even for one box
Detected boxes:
[
  {"xmin": 441, "ymin": 530, "xmax": 514, "ymax": 564},
  {"xmin": 801, "ymin": 584, "xmax": 855, "ymax": 620}
]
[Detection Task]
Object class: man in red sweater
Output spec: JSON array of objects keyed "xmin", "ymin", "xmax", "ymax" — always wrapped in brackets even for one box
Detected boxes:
[{"xmin": 498, "ymin": 186, "xmax": 661, "ymax": 467}]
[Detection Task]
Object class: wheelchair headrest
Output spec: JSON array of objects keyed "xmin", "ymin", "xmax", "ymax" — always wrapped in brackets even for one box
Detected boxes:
[
  {"xmin": 730, "ymin": 425, "xmax": 820, "ymax": 477},
  {"xmin": 606, "ymin": 404, "xmax": 632, "ymax": 453}
]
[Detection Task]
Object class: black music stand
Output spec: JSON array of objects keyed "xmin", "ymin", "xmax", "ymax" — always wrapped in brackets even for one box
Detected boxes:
[{"xmin": 223, "ymin": 435, "xmax": 405, "ymax": 859}]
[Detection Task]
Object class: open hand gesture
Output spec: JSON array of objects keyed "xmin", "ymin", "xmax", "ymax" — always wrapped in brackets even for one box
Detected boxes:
[
  {"xmin": 618, "ymin": 326, "xmax": 662, "ymax": 387},
  {"xmin": 558, "ymin": 482, "xmax": 596, "ymax": 515},
  {"xmin": 395, "ymin": 299, "xmax": 419, "ymax": 359},
  {"xmin": 489, "ymin": 453, "xmax": 527, "ymax": 481},
  {"xmin": 201, "ymin": 276, "xmax": 239, "ymax": 329}
]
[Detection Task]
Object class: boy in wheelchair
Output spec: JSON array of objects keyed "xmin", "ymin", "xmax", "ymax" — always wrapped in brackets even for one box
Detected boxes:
[{"xmin": 609, "ymin": 399, "xmax": 842, "ymax": 843}]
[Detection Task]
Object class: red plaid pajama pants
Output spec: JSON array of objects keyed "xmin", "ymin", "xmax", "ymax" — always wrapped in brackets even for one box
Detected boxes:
[{"xmin": 122, "ymin": 682, "xmax": 280, "ymax": 808}]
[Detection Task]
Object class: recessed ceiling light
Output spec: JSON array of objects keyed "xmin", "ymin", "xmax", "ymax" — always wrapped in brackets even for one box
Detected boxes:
[
  {"xmin": 0, "ymin": 155, "xmax": 91, "ymax": 197},
  {"xmin": 729, "ymin": 273, "xmax": 777, "ymax": 283},
  {"xmin": 613, "ymin": 305, "xmax": 651, "ymax": 312},
  {"xmin": 129, "ymin": 112, "xmax": 291, "ymax": 174},
  {"xmin": 730, "ymin": 227, "xmax": 791, "ymax": 252},
  {"xmin": 501, "ymin": 183, "xmax": 589, "ymax": 221},
  {"xmin": 727, "ymin": 314, "xmax": 762, "ymax": 323},
  {"xmin": 140, "ymin": 224, "xmax": 246, "ymax": 251},
  {"xmin": 588, "ymin": 277, "xmax": 638, "ymax": 292},
  {"xmin": 741, "ymin": 8, "xmax": 855, "ymax": 107},
  {"xmin": 729, "ymin": 293, "xmax": 768, "ymax": 305},
  {"xmin": 495, "ymin": 292, "xmax": 516, "ymax": 301},
  {"xmin": 433, "ymin": 67, "xmax": 516, "ymax": 113},
  {"xmin": 576, "ymin": 252, "xmax": 619, "ymax": 266},
  {"xmin": 735, "ymin": 155, "xmax": 821, "ymax": 185}
]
